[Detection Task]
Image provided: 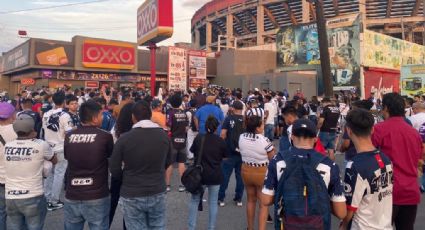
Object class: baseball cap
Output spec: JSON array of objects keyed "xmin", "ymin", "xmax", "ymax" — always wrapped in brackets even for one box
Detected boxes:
[
  {"xmin": 13, "ymin": 114, "xmax": 35, "ymax": 134},
  {"xmin": 0, "ymin": 102, "xmax": 15, "ymax": 119},
  {"xmin": 232, "ymin": 101, "xmax": 244, "ymax": 110},
  {"xmin": 292, "ymin": 119, "xmax": 317, "ymax": 137},
  {"xmin": 151, "ymin": 99, "xmax": 162, "ymax": 109}
]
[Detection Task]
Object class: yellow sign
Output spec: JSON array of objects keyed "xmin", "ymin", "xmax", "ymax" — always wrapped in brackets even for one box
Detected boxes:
[{"xmin": 363, "ymin": 30, "xmax": 425, "ymax": 70}]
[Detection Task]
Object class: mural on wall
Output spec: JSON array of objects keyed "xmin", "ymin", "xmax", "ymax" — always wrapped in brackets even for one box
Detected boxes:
[
  {"xmin": 327, "ymin": 14, "xmax": 361, "ymax": 91},
  {"xmin": 276, "ymin": 23, "xmax": 320, "ymax": 67},
  {"xmin": 401, "ymin": 65, "xmax": 425, "ymax": 97},
  {"xmin": 363, "ymin": 30, "xmax": 425, "ymax": 70}
]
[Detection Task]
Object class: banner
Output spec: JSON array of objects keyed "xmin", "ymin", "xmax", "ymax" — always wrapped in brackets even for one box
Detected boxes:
[
  {"xmin": 327, "ymin": 14, "xmax": 361, "ymax": 89},
  {"xmin": 57, "ymin": 71, "xmax": 140, "ymax": 82},
  {"xmin": 276, "ymin": 23, "xmax": 319, "ymax": 67},
  {"xmin": 3, "ymin": 41, "xmax": 30, "ymax": 72},
  {"xmin": 188, "ymin": 50, "xmax": 207, "ymax": 89},
  {"xmin": 401, "ymin": 65, "xmax": 425, "ymax": 96},
  {"xmin": 35, "ymin": 40, "xmax": 75, "ymax": 67},
  {"xmin": 364, "ymin": 68, "xmax": 399, "ymax": 99},
  {"xmin": 168, "ymin": 46, "xmax": 187, "ymax": 91},
  {"xmin": 363, "ymin": 30, "xmax": 425, "ymax": 70}
]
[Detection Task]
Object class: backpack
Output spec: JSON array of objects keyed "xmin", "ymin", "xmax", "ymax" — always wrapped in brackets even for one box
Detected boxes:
[
  {"xmin": 227, "ymin": 115, "xmax": 244, "ymax": 153},
  {"xmin": 46, "ymin": 111, "xmax": 64, "ymax": 132},
  {"xmin": 274, "ymin": 150, "xmax": 331, "ymax": 230},
  {"xmin": 181, "ymin": 135, "xmax": 206, "ymax": 194}
]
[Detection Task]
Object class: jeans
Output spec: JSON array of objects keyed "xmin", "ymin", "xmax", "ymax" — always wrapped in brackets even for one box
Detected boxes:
[
  {"xmin": 0, "ymin": 186, "xmax": 5, "ymax": 230},
  {"xmin": 265, "ymin": 124, "xmax": 274, "ymax": 141},
  {"xmin": 120, "ymin": 193, "xmax": 166, "ymax": 230},
  {"xmin": 44, "ymin": 157, "xmax": 68, "ymax": 203},
  {"xmin": 279, "ymin": 135, "xmax": 291, "ymax": 153},
  {"xmin": 188, "ymin": 185, "xmax": 220, "ymax": 230},
  {"xmin": 6, "ymin": 195, "xmax": 47, "ymax": 230},
  {"xmin": 318, "ymin": 132, "xmax": 337, "ymax": 150},
  {"xmin": 64, "ymin": 196, "xmax": 110, "ymax": 230},
  {"xmin": 186, "ymin": 130, "xmax": 198, "ymax": 159},
  {"xmin": 218, "ymin": 154, "xmax": 244, "ymax": 202}
]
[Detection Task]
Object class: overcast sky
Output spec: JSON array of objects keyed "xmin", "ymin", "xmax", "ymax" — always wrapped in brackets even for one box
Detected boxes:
[{"xmin": 0, "ymin": 0, "xmax": 210, "ymax": 53}]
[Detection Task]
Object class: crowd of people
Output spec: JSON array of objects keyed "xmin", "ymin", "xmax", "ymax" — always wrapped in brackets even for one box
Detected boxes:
[{"xmin": 0, "ymin": 84, "xmax": 423, "ymax": 230}]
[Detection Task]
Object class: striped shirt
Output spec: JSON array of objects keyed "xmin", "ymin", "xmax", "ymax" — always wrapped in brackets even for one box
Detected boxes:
[{"xmin": 246, "ymin": 107, "xmax": 265, "ymax": 120}]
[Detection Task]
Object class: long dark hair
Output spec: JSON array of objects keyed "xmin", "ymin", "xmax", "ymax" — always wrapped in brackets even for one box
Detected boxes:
[
  {"xmin": 115, "ymin": 102, "xmax": 135, "ymax": 138},
  {"xmin": 205, "ymin": 115, "xmax": 219, "ymax": 134}
]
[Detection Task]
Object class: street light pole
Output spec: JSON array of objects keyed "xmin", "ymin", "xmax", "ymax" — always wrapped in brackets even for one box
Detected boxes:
[{"xmin": 311, "ymin": 0, "xmax": 333, "ymax": 97}]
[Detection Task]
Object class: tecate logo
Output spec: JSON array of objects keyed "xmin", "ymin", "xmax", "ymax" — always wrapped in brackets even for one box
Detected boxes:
[
  {"xmin": 137, "ymin": 0, "xmax": 158, "ymax": 38},
  {"xmin": 83, "ymin": 43, "xmax": 135, "ymax": 65}
]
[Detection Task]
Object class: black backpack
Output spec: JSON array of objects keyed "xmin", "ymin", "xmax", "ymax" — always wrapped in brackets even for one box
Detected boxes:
[
  {"xmin": 46, "ymin": 111, "xmax": 64, "ymax": 132},
  {"xmin": 227, "ymin": 115, "xmax": 244, "ymax": 153},
  {"xmin": 181, "ymin": 135, "xmax": 206, "ymax": 194}
]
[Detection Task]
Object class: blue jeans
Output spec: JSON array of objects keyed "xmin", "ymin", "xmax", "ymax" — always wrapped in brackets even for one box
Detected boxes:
[
  {"xmin": 0, "ymin": 186, "xmax": 5, "ymax": 230},
  {"xmin": 218, "ymin": 154, "xmax": 244, "ymax": 202},
  {"xmin": 279, "ymin": 135, "xmax": 291, "ymax": 153},
  {"xmin": 64, "ymin": 196, "xmax": 110, "ymax": 230},
  {"xmin": 188, "ymin": 185, "xmax": 220, "ymax": 230},
  {"xmin": 6, "ymin": 195, "xmax": 47, "ymax": 230},
  {"xmin": 318, "ymin": 132, "xmax": 337, "ymax": 150},
  {"xmin": 265, "ymin": 124, "xmax": 274, "ymax": 141},
  {"xmin": 120, "ymin": 193, "xmax": 166, "ymax": 230},
  {"xmin": 421, "ymin": 174, "xmax": 425, "ymax": 189}
]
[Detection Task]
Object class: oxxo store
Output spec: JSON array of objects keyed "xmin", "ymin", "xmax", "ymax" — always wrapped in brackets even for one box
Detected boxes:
[{"xmin": 1, "ymin": 36, "xmax": 168, "ymax": 94}]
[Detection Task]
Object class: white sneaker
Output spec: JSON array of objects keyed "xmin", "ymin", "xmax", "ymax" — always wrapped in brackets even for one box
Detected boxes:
[
  {"xmin": 218, "ymin": 201, "xmax": 225, "ymax": 207},
  {"xmin": 166, "ymin": 185, "xmax": 171, "ymax": 192},
  {"xmin": 235, "ymin": 201, "xmax": 243, "ymax": 207}
]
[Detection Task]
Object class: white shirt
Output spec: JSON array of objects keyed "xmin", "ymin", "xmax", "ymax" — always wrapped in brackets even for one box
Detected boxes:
[
  {"xmin": 408, "ymin": 112, "xmax": 425, "ymax": 131},
  {"xmin": 42, "ymin": 108, "xmax": 73, "ymax": 155},
  {"xmin": 246, "ymin": 107, "xmax": 265, "ymax": 120},
  {"xmin": 264, "ymin": 102, "xmax": 276, "ymax": 125},
  {"xmin": 239, "ymin": 133, "xmax": 274, "ymax": 164},
  {"xmin": 4, "ymin": 138, "xmax": 53, "ymax": 199},
  {"xmin": 220, "ymin": 104, "xmax": 229, "ymax": 118},
  {"xmin": 0, "ymin": 124, "xmax": 18, "ymax": 184}
]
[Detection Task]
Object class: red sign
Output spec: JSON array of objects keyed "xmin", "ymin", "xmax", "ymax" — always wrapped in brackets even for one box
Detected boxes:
[
  {"xmin": 82, "ymin": 39, "xmax": 135, "ymax": 69},
  {"xmin": 137, "ymin": 0, "xmax": 173, "ymax": 46},
  {"xmin": 21, "ymin": 78, "xmax": 35, "ymax": 85},
  {"xmin": 364, "ymin": 68, "xmax": 400, "ymax": 99},
  {"xmin": 85, "ymin": 81, "xmax": 99, "ymax": 89}
]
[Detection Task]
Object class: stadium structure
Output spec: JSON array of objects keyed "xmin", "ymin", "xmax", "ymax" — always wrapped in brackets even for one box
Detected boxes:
[{"xmin": 191, "ymin": 0, "xmax": 425, "ymax": 51}]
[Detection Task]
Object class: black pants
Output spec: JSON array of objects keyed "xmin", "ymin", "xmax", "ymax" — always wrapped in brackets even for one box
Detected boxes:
[
  {"xmin": 109, "ymin": 176, "xmax": 126, "ymax": 230},
  {"xmin": 392, "ymin": 205, "xmax": 417, "ymax": 230}
]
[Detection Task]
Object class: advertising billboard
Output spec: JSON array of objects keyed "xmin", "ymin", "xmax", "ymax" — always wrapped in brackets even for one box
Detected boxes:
[
  {"xmin": 327, "ymin": 14, "xmax": 361, "ymax": 90},
  {"xmin": 364, "ymin": 68, "xmax": 399, "ymax": 99},
  {"xmin": 401, "ymin": 65, "xmax": 425, "ymax": 96},
  {"xmin": 188, "ymin": 50, "xmax": 207, "ymax": 89},
  {"xmin": 363, "ymin": 30, "xmax": 425, "ymax": 70},
  {"xmin": 35, "ymin": 40, "xmax": 75, "ymax": 67},
  {"xmin": 137, "ymin": 0, "xmax": 173, "ymax": 46},
  {"xmin": 168, "ymin": 46, "xmax": 187, "ymax": 91},
  {"xmin": 3, "ymin": 41, "xmax": 30, "ymax": 72},
  {"xmin": 82, "ymin": 39, "xmax": 136, "ymax": 69},
  {"xmin": 34, "ymin": 40, "xmax": 74, "ymax": 67},
  {"xmin": 276, "ymin": 23, "xmax": 319, "ymax": 67}
]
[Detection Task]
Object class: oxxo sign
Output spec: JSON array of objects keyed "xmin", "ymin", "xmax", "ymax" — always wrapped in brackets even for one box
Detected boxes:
[
  {"xmin": 137, "ymin": 0, "xmax": 173, "ymax": 46},
  {"xmin": 82, "ymin": 39, "xmax": 135, "ymax": 70}
]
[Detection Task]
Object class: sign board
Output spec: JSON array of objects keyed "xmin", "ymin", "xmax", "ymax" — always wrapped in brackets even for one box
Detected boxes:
[
  {"xmin": 327, "ymin": 14, "xmax": 361, "ymax": 90},
  {"xmin": 85, "ymin": 81, "xmax": 100, "ymax": 89},
  {"xmin": 21, "ymin": 78, "xmax": 35, "ymax": 85},
  {"xmin": 401, "ymin": 65, "xmax": 425, "ymax": 96},
  {"xmin": 364, "ymin": 68, "xmax": 399, "ymax": 99},
  {"xmin": 82, "ymin": 39, "xmax": 136, "ymax": 69},
  {"xmin": 168, "ymin": 46, "xmax": 187, "ymax": 91},
  {"xmin": 57, "ymin": 71, "xmax": 140, "ymax": 82},
  {"xmin": 363, "ymin": 30, "xmax": 425, "ymax": 70},
  {"xmin": 276, "ymin": 22, "xmax": 319, "ymax": 67},
  {"xmin": 3, "ymin": 41, "xmax": 30, "ymax": 72},
  {"xmin": 188, "ymin": 50, "xmax": 207, "ymax": 88},
  {"xmin": 137, "ymin": 0, "xmax": 173, "ymax": 46},
  {"xmin": 35, "ymin": 40, "xmax": 75, "ymax": 67}
]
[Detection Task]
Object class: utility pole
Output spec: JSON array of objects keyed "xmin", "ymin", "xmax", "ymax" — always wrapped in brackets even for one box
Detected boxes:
[{"xmin": 310, "ymin": 0, "xmax": 333, "ymax": 97}]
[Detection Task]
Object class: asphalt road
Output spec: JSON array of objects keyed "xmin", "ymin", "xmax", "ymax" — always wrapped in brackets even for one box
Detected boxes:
[{"xmin": 44, "ymin": 145, "xmax": 425, "ymax": 229}]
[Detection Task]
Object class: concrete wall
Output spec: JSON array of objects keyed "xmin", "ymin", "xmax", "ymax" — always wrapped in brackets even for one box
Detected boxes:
[{"xmin": 217, "ymin": 49, "xmax": 276, "ymax": 76}]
